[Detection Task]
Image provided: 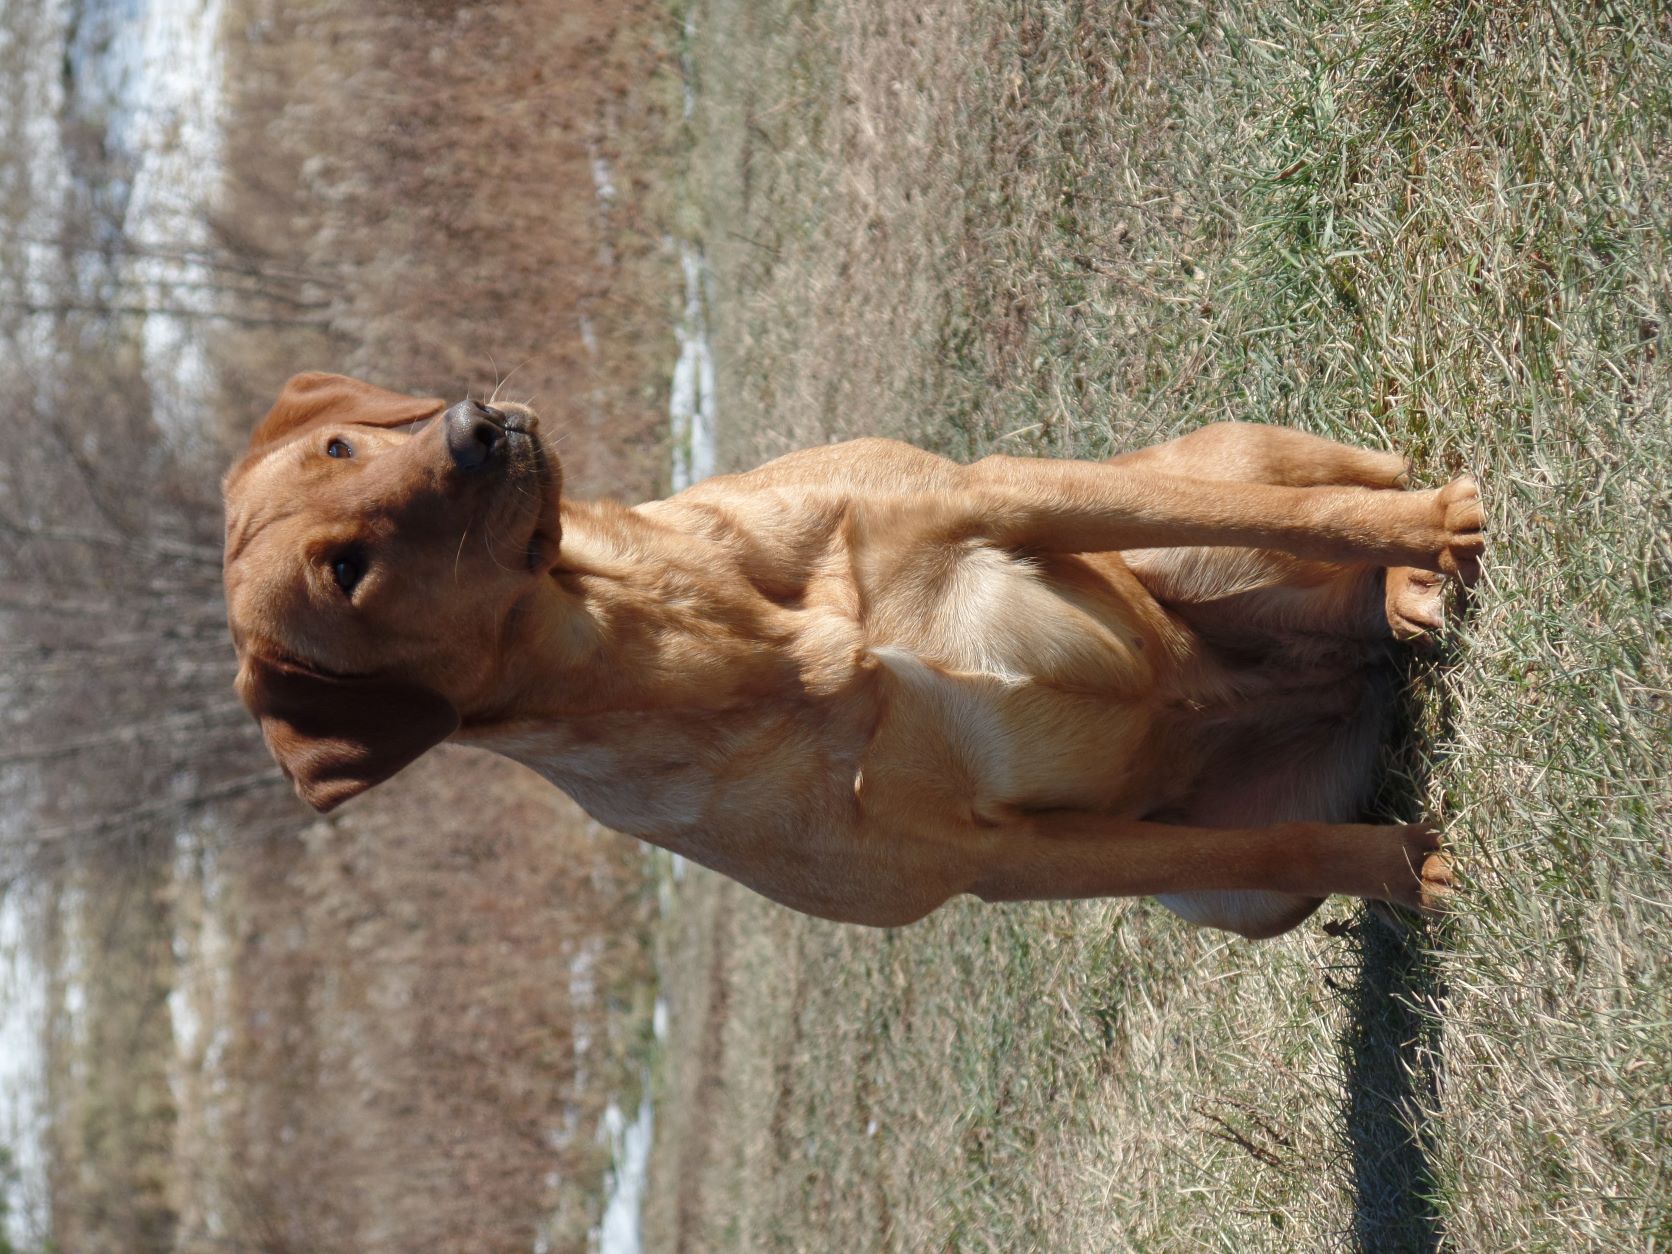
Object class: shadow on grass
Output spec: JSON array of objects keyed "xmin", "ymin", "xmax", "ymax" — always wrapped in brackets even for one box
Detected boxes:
[
  {"xmin": 1338, "ymin": 908, "xmax": 1446, "ymax": 1253},
  {"xmin": 1335, "ymin": 648, "xmax": 1454, "ymax": 1253}
]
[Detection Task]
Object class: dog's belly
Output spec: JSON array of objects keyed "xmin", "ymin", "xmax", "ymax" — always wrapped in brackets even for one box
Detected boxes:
[
  {"xmin": 852, "ymin": 541, "xmax": 1199, "ymax": 817},
  {"xmin": 858, "ymin": 646, "xmax": 1172, "ymax": 822}
]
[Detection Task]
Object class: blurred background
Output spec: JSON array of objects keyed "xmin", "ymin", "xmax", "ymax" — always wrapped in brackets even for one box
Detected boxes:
[{"xmin": 0, "ymin": 1, "xmax": 684, "ymax": 1249}]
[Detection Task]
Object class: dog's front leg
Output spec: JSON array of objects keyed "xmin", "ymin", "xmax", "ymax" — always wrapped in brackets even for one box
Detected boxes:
[
  {"xmin": 964, "ymin": 812, "xmax": 1452, "ymax": 915},
  {"xmin": 954, "ymin": 456, "xmax": 1482, "ymax": 581}
]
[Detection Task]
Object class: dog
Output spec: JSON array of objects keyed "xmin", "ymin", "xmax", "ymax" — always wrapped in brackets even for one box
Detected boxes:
[{"xmin": 223, "ymin": 372, "xmax": 1480, "ymax": 938}]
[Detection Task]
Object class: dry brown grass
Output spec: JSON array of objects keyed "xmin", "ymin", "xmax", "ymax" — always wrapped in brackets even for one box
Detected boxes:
[
  {"xmin": 178, "ymin": 2, "xmax": 681, "ymax": 1247},
  {"xmin": 643, "ymin": 1, "xmax": 1672, "ymax": 1250},
  {"xmin": 209, "ymin": 0, "xmax": 678, "ymax": 498},
  {"xmin": 179, "ymin": 759, "xmax": 654, "ymax": 1253}
]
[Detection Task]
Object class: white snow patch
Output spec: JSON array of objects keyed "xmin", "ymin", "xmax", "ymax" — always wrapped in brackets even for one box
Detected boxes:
[
  {"xmin": 166, "ymin": 827, "xmax": 234, "ymax": 1240},
  {"xmin": 590, "ymin": 1088, "xmax": 654, "ymax": 1254},
  {"xmin": 669, "ymin": 243, "xmax": 717, "ymax": 492},
  {"xmin": 0, "ymin": 887, "xmax": 49, "ymax": 1251},
  {"xmin": 590, "ymin": 151, "xmax": 618, "ymax": 204},
  {"xmin": 116, "ymin": 0, "xmax": 230, "ymax": 450}
]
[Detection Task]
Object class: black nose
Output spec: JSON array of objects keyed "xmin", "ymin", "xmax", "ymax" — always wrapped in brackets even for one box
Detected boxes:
[{"xmin": 444, "ymin": 400, "xmax": 505, "ymax": 471}]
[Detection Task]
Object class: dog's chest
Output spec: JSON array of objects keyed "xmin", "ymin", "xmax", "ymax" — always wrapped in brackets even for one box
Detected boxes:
[{"xmin": 489, "ymin": 687, "xmax": 875, "ymax": 846}]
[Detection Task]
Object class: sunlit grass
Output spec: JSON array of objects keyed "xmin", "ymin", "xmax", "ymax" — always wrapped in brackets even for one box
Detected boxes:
[{"xmin": 644, "ymin": 1, "xmax": 1671, "ymax": 1249}]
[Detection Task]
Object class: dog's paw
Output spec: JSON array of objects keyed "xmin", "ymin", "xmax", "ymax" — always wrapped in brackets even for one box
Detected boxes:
[
  {"xmin": 1431, "ymin": 475, "xmax": 1484, "ymax": 585},
  {"xmin": 1385, "ymin": 566, "xmax": 1448, "ymax": 641},
  {"xmin": 1361, "ymin": 826, "xmax": 1454, "ymax": 931},
  {"xmin": 1417, "ymin": 849, "xmax": 1456, "ymax": 915},
  {"xmin": 1397, "ymin": 822, "xmax": 1455, "ymax": 916}
]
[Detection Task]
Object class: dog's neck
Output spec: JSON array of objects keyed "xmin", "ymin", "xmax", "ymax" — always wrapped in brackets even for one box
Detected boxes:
[{"xmin": 461, "ymin": 497, "xmax": 803, "ymax": 730}]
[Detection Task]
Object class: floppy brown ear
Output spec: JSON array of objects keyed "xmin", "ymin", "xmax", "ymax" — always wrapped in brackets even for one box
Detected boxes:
[
  {"xmin": 238, "ymin": 656, "xmax": 460, "ymax": 812},
  {"xmin": 248, "ymin": 372, "xmax": 447, "ymax": 452}
]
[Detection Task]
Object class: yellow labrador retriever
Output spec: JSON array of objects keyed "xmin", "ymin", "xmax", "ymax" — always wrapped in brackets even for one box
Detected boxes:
[{"xmin": 223, "ymin": 372, "xmax": 1479, "ymax": 937}]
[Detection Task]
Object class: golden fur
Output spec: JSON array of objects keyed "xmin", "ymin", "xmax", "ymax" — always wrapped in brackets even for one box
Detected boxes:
[{"xmin": 223, "ymin": 373, "xmax": 1481, "ymax": 937}]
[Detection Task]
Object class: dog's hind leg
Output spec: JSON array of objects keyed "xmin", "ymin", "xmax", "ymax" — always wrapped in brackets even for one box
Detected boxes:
[
  {"xmin": 1108, "ymin": 424, "xmax": 1444, "ymax": 644},
  {"xmin": 1106, "ymin": 421, "xmax": 1409, "ymax": 490},
  {"xmin": 964, "ymin": 766, "xmax": 1449, "ymax": 914},
  {"xmin": 1152, "ymin": 669, "xmax": 1397, "ymax": 939},
  {"xmin": 1102, "ymin": 424, "xmax": 1420, "ymax": 936}
]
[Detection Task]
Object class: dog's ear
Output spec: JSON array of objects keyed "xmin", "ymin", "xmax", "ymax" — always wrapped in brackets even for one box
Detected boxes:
[
  {"xmin": 248, "ymin": 372, "xmax": 447, "ymax": 452},
  {"xmin": 237, "ymin": 655, "xmax": 460, "ymax": 812}
]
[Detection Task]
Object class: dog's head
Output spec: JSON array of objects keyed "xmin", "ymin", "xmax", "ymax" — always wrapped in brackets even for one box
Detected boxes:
[{"xmin": 223, "ymin": 372, "xmax": 564, "ymax": 810}]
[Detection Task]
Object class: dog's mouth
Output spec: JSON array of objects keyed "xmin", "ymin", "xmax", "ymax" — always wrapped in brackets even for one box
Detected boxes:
[
  {"xmin": 503, "ymin": 420, "xmax": 560, "ymax": 573},
  {"xmin": 438, "ymin": 399, "xmax": 560, "ymax": 574}
]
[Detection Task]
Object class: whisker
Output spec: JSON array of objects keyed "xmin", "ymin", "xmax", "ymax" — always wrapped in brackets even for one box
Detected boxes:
[
  {"xmin": 453, "ymin": 519, "xmax": 474, "ymax": 586},
  {"xmin": 481, "ymin": 518, "xmax": 519, "ymax": 574},
  {"xmin": 477, "ymin": 506, "xmax": 523, "ymax": 573},
  {"xmin": 489, "ymin": 358, "xmax": 534, "ymax": 406}
]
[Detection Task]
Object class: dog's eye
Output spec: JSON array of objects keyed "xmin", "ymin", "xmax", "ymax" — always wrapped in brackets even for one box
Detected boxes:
[
  {"xmin": 326, "ymin": 438, "xmax": 354, "ymax": 459},
  {"xmin": 330, "ymin": 553, "xmax": 364, "ymax": 595}
]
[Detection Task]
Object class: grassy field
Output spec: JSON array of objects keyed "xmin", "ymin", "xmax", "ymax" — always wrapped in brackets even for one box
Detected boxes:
[{"xmin": 644, "ymin": 1, "xmax": 1671, "ymax": 1249}]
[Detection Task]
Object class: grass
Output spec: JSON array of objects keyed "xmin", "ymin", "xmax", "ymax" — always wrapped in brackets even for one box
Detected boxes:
[{"xmin": 643, "ymin": 0, "xmax": 1672, "ymax": 1249}]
